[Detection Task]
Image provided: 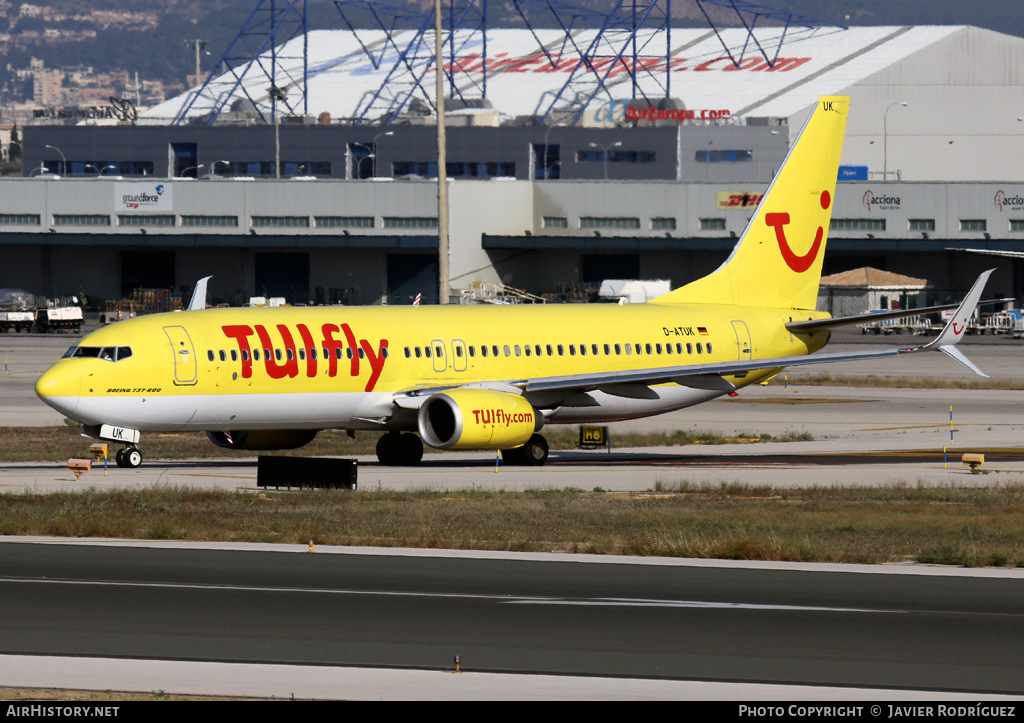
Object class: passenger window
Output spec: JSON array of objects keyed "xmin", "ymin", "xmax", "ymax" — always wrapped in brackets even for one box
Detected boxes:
[
  {"xmin": 425, "ymin": 347, "xmax": 431, "ymax": 358},
  {"xmin": 707, "ymin": 343, "xmax": 713, "ymax": 354},
  {"xmin": 253, "ymin": 350, "xmax": 260, "ymax": 361},
  {"xmin": 435, "ymin": 346, "xmax": 443, "ymax": 358},
  {"xmin": 614, "ymin": 344, "xmax": 621, "ymax": 355},
  {"xmin": 686, "ymin": 343, "xmax": 692, "ymax": 354},
  {"xmin": 492, "ymin": 345, "xmax": 499, "ymax": 357},
  {"xmin": 569, "ymin": 345, "xmax": 576, "ymax": 356},
  {"xmin": 514, "ymin": 345, "xmax": 521, "ymax": 356},
  {"xmin": 359, "ymin": 348, "xmax": 365, "ymax": 359},
  {"xmin": 469, "ymin": 346, "xmax": 476, "ymax": 357},
  {"xmin": 415, "ymin": 347, "xmax": 422, "ymax": 358},
  {"xmin": 207, "ymin": 350, "xmax": 214, "ymax": 362},
  {"xmin": 480, "ymin": 346, "xmax": 487, "ymax": 357},
  {"xmin": 557, "ymin": 345, "xmax": 564, "ymax": 356},
  {"xmin": 579, "ymin": 345, "xmax": 586, "ymax": 356},
  {"xmin": 298, "ymin": 349, "xmax": 305, "ymax": 360},
  {"xmin": 546, "ymin": 344, "xmax": 553, "ymax": 356},
  {"xmin": 231, "ymin": 350, "xmax": 238, "ymax": 362},
  {"xmin": 503, "ymin": 345, "xmax": 511, "ymax": 357},
  {"xmin": 219, "ymin": 350, "xmax": 226, "ymax": 362},
  {"xmin": 535, "ymin": 345, "xmax": 542, "ymax": 356},
  {"xmin": 275, "ymin": 349, "xmax": 282, "ymax": 361},
  {"xmin": 604, "ymin": 344, "xmax": 610, "ymax": 355},
  {"xmin": 524, "ymin": 345, "xmax": 531, "ymax": 356},
  {"xmin": 696, "ymin": 343, "xmax": 703, "ymax": 354},
  {"xmin": 624, "ymin": 344, "xmax": 632, "ymax": 355},
  {"xmin": 646, "ymin": 344, "xmax": 653, "ymax": 355},
  {"xmin": 405, "ymin": 347, "xmax": 411, "ymax": 358}
]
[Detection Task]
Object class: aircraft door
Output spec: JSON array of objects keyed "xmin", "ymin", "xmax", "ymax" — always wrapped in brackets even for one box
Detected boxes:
[
  {"xmin": 731, "ymin": 320, "xmax": 752, "ymax": 361},
  {"xmin": 164, "ymin": 325, "xmax": 198, "ymax": 385},
  {"xmin": 431, "ymin": 339, "xmax": 447, "ymax": 373},
  {"xmin": 451, "ymin": 340, "xmax": 468, "ymax": 372}
]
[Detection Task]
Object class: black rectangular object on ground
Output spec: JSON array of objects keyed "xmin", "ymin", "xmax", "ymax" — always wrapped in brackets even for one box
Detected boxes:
[{"xmin": 257, "ymin": 456, "xmax": 357, "ymax": 490}]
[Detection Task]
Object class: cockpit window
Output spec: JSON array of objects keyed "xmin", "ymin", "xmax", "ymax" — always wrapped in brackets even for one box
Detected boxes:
[{"xmin": 67, "ymin": 346, "xmax": 132, "ymax": 362}]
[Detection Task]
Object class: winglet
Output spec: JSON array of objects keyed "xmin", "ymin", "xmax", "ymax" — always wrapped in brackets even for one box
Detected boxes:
[
  {"xmin": 187, "ymin": 275, "xmax": 212, "ymax": 311},
  {"xmin": 905, "ymin": 269, "xmax": 994, "ymax": 377}
]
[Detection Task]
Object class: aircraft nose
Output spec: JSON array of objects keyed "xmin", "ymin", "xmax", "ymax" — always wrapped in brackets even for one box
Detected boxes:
[{"xmin": 35, "ymin": 361, "xmax": 81, "ymax": 416}]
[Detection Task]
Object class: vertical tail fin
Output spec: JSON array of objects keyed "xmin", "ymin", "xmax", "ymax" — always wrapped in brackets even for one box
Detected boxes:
[{"xmin": 653, "ymin": 96, "xmax": 849, "ymax": 310}]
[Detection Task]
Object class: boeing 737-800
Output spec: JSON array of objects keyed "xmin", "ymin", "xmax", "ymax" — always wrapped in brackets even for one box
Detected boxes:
[{"xmin": 35, "ymin": 96, "xmax": 993, "ymax": 468}]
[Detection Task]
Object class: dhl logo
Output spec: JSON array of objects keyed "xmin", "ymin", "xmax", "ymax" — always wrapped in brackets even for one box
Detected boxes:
[{"xmin": 221, "ymin": 323, "xmax": 388, "ymax": 392}]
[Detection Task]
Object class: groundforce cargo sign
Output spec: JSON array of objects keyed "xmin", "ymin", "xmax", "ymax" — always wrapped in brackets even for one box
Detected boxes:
[{"xmin": 115, "ymin": 183, "xmax": 172, "ymax": 212}]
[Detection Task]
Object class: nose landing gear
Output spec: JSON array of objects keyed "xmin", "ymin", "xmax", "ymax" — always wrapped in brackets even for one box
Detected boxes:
[{"xmin": 115, "ymin": 446, "xmax": 142, "ymax": 468}]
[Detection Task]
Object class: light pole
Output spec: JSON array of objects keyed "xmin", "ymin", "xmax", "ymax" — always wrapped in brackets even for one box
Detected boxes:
[
  {"xmin": 44, "ymin": 144, "xmax": 65, "ymax": 175},
  {"xmin": 185, "ymin": 39, "xmax": 208, "ymax": 88},
  {"xmin": 372, "ymin": 131, "xmax": 393, "ymax": 177},
  {"xmin": 212, "ymin": 159, "xmax": 230, "ymax": 176},
  {"xmin": 883, "ymin": 101, "xmax": 908, "ymax": 181},
  {"xmin": 267, "ymin": 85, "xmax": 287, "ymax": 179},
  {"xmin": 589, "ymin": 140, "xmax": 621, "ymax": 179}
]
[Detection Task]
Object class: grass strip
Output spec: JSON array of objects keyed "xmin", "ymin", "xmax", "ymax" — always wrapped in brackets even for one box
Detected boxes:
[
  {"xmin": 2, "ymin": 483, "xmax": 1022, "ymax": 568},
  {"xmin": 780, "ymin": 373, "xmax": 1024, "ymax": 390},
  {"xmin": 0, "ymin": 424, "xmax": 812, "ymax": 463}
]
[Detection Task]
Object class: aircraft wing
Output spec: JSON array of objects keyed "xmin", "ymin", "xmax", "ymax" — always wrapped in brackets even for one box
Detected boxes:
[
  {"xmin": 521, "ymin": 347, "xmax": 900, "ymax": 394},
  {"xmin": 395, "ymin": 270, "xmax": 993, "ymax": 408}
]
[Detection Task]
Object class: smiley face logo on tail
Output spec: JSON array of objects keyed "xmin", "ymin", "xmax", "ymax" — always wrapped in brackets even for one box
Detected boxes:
[{"xmin": 765, "ymin": 190, "xmax": 831, "ymax": 273}]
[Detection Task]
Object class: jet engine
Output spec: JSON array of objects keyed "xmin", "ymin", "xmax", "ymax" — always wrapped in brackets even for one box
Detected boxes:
[
  {"xmin": 206, "ymin": 429, "xmax": 319, "ymax": 450},
  {"xmin": 417, "ymin": 389, "xmax": 541, "ymax": 450}
]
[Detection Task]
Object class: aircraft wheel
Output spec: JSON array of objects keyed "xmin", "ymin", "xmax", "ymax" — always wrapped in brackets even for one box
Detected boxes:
[
  {"xmin": 520, "ymin": 434, "xmax": 549, "ymax": 466},
  {"xmin": 115, "ymin": 448, "xmax": 127, "ymax": 468},
  {"xmin": 500, "ymin": 446, "xmax": 526, "ymax": 466},
  {"xmin": 376, "ymin": 433, "xmax": 399, "ymax": 465},
  {"xmin": 124, "ymin": 447, "xmax": 142, "ymax": 468},
  {"xmin": 398, "ymin": 433, "xmax": 423, "ymax": 466}
]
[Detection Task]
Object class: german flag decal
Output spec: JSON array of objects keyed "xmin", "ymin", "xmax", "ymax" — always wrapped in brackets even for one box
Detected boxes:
[{"xmin": 697, "ymin": 327, "xmax": 709, "ymax": 335}]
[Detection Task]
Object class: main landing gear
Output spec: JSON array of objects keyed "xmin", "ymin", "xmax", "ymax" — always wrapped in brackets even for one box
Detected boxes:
[
  {"xmin": 376, "ymin": 432, "xmax": 424, "ymax": 466},
  {"xmin": 500, "ymin": 434, "xmax": 549, "ymax": 466},
  {"xmin": 373, "ymin": 432, "xmax": 550, "ymax": 466},
  {"xmin": 115, "ymin": 445, "xmax": 142, "ymax": 469}
]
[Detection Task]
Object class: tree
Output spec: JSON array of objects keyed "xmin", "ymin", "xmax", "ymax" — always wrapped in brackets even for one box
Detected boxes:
[{"xmin": 9, "ymin": 123, "xmax": 21, "ymax": 161}]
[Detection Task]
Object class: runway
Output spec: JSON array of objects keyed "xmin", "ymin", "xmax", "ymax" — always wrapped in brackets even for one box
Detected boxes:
[
  {"xmin": 2, "ymin": 329, "xmax": 1024, "ymax": 699},
  {"xmin": 1, "ymin": 539, "xmax": 1023, "ymax": 700}
]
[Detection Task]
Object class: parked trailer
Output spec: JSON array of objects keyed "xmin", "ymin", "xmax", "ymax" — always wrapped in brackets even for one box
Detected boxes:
[
  {"xmin": 36, "ymin": 306, "xmax": 83, "ymax": 333},
  {"xmin": 0, "ymin": 310, "xmax": 35, "ymax": 332},
  {"xmin": 982, "ymin": 309, "xmax": 1024, "ymax": 337},
  {"xmin": 859, "ymin": 310, "xmax": 930, "ymax": 335}
]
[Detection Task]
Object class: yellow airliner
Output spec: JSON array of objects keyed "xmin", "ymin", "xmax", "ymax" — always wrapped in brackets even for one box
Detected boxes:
[{"xmin": 36, "ymin": 96, "xmax": 993, "ymax": 468}]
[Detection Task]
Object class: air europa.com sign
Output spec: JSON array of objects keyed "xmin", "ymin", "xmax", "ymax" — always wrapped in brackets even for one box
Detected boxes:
[
  {"xmin": 115, "ymin": 183, "xmax": 172, "ymax": 212},
  {"xmin": 594, "ymin": 99, "xmax": 731, "ymax": 124}
]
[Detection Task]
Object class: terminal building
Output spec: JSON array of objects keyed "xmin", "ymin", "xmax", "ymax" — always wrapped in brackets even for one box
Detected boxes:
[{"xmin": 7, "ymin": 24, "xmax": 1024, "ymax": 306}]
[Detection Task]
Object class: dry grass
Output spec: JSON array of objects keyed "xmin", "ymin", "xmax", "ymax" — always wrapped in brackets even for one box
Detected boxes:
[
  {"xmin": 0, "ymin": 424, "xmax": 812, "ymax": 463},
  {"xmin": 781, "ymin": 373, "xmax": 1024, "ymax": 390},
  {"xmin": 2, "ymin": 483, "xmax": 1023, "ymax": 567}
]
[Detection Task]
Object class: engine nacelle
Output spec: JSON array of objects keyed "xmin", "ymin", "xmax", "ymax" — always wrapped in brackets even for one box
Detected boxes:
[
  {"xmin": 206, "ymin": 429, "xmax": 318, "ymax": 450},
  {"xmin": 418, "ymin": 389, "xmax": 541, "ymax": 450}
]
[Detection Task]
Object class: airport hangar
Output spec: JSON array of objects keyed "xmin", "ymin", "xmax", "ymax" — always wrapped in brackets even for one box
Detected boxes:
[{"xmin": 8, "ymin": 24, "xmax": 1024, "ymax": 307}]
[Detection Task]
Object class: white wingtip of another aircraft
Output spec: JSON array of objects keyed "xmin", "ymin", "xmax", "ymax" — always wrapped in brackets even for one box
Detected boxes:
[{"xmin": 187, "ymin": 276, "xmax": 212, "ymax": 311}]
